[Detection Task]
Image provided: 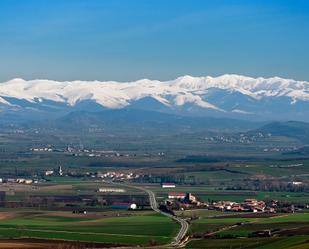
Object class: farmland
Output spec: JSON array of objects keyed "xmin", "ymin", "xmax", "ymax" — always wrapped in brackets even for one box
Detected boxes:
[
  {"xmin": 185, "ymin": 212, "xmax": 309, "ymax": 249},
  {"xmin": 0, "ymin": 210, "xmax": 179, "ymax": 246},
  {"xmin": 0, "ymin": 123, "xmax": 309, "ymax": 248},
  {"xmin": 185, "ymin": 236, "xmax": 309, "ymax": 249}
]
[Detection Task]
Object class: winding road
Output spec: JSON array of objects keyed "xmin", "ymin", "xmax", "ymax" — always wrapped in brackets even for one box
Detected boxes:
[
  {"xmin": 140, "ymin": 186, "xmax": 189, "ymax": 247},
  {"xmin": 107, "ymin": 181, "xmax": 189, "ymax": 247}
]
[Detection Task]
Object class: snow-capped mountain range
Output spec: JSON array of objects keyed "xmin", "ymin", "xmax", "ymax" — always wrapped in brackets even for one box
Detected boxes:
[{"xmin": 0, "ymin": 74, "xmax": 308, "ymax": 121}]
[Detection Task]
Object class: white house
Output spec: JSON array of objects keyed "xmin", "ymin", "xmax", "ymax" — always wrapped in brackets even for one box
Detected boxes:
[
  {"xmin": 162, "ymin": 183, "xmax": 176, "ymax": 188},
  {"xmin": 45, "ymin": 170, "xmax": 54, "ymax": 176},
  {"xmin": 168, "ymin": 192, "xmax": 186, "ymax": 200}
]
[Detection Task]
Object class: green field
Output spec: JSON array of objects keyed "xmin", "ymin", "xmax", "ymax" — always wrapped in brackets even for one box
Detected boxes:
[
  {"xmin": 190, "ymin": 213, "xmax": 309, "ymax": 238},
  {"xmin": 0, "ymin": 123, "xmax": 308, "ymax": 248},
  {"xmin": 185, "ymin": 236, "xmax": 309, "ymax": 249},
  {"xmin": 0, "ymin": 211, "xmax": 179, "ymax": 246}
]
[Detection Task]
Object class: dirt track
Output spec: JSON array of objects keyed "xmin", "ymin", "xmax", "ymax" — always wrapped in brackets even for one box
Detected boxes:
[
  {"xmin": 0, "ymin": 239, "xmax": 123, "ymax": 249},
  {"xmin": 0, "ymin": 212, "xmax": 20, "ymax": 221},
  {"xmin": 0, "ymin": 241, "xmax": 44, "ymax": 249}
]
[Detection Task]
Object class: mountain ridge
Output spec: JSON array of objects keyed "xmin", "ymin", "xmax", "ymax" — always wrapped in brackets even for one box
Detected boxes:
[{"xmin": 1, "ymin": 74, "xmax": 309, "ymax": 121}]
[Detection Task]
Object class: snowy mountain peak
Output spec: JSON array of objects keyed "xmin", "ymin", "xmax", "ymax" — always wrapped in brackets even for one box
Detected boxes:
[
  {"xmin": 7, "ymin": 78, "xmax": 26, "ymax": 83},
  {"xmin": 0, "ymin": 74, "xmax": 309, "ymax": 121}
]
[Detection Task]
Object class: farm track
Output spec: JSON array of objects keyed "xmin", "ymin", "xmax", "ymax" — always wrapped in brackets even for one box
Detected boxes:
[{"xmin": 0, "ymin": 227, "xmax": 172, "ymax": 239}]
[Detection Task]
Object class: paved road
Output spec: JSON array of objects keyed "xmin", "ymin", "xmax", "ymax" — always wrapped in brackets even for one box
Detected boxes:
[
  {"xmin": 107, "ymin": 181, "xmax": 189, "ymax": 247},
  {"xmin": 142, "ymin": 187, "xmax": 189, "ymax": 247}
]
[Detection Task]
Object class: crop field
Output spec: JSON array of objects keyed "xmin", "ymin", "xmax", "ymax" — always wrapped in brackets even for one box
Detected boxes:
[
  {"xmin": 185, "ymin": 236, "xmax": 309, "ymax": 249},
  {"xmin": 151, "ymin": 183, "xmax": 309, "ymax": 203},
  {"xmin": 0, "ymin": 210, "xmax": 179, "ymax": 246},
  {"xmin": 199, "ymin": 191, "xmax": 309, "ymax": 203},
  {"xmin": 0, "ymin": 125, "xmax": 308, "ymax": 248},
  {"xmin": 176, "ymin": 209, "xmax": 230, "ymax": 218},
  {"xmin": 190, "ymin": 213, "xmax": 309, "ymax": 238},
  {"xmin": 2, "ymin": 178, "xmax": 147, "ymax": 205}
]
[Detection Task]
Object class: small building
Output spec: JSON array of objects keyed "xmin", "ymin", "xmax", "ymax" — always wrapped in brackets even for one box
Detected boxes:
[
  {"xmin": 45, "ymin": 170, "xmax": 54, "ymax": 176},
  {"xmin": 290, "ymin": 181, "xmax": 303, "ymax": 185},
  {"xmin": 184, "ymin": 193, "xmax": 198, "ymax": 204},
  {"xmin": 265, "ymin": 207, "xmax": 276, "ymax": 213},
  {"xmin": 24, "ymin": 179, "xmax": 33, "ymax": 184},
  {"xmin": 162, "ymin": 183, "xmax": 176, "ymax": 188},
  {"xmin": 16, "ymin": 178, "xmax": 24, "ymax": 183},
  {"xmin": 15, "ymin": 178, "xmax": 32, "ymax": 184},
  {"xmin": 243, "ymin": 199, "xmax": 266, "ymax": 212},
  {"xmin": 168, "ymin": 192, "xmax": 186, "ymax": 200}
]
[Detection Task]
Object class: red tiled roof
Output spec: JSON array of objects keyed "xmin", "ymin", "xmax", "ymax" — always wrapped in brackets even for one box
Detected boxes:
[{"xmin": 168, "ymin": 192, "xmax": 186, "ymax": 196}]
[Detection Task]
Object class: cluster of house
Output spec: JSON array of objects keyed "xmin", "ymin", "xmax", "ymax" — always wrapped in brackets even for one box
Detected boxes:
[
  {"xmin": 166, "ymin": 192, "xmax": 277, "ymax": 213},
  {"xmin": 0, "ymin": 178, "xmax": 36, "ymax": 185},
  {"xmin": 30, "ymin": 144, "xmax": 166, "ymax": 159},
  {"xmin": 210, "ymin": 199, "xmax": 273, "ymax": 213},
  {"xmin": 203, "ymin": 132, "xmax": 272, "ymax": 145},
  {"xmin": 31, "ymin": 145, "xmax": 131, "ymax": 158},
  {"xmin": 167, "ymin": 192, "xmax": 200, "ymax": 206},
  {"xmin": 96, "ymin": 171, "xmax": 140, "ymax": 181},
  {"xmin": 211, "ymin": 199, "xmax": 303, "ymax": 213},
  {"xmin": 66, "ymin": 146, "xmax": 132, "ymax": 158},
  {"xmin": 162, "ymin": 183, "xmax": 200, "ymax": 206},
  {"xmin": 31, "ymin": 147, "xmax": 53, "ymax": 152},
  {"xmin": 43, "ymin": 168, "xmax": 143, "ymax": 181},
  {"xmin": 44, "ymin": 166, "xmax": 63, "ymax": 176},
  {"xmin": 162, "ymin": 183, "xmax": 283, "ymax": 213}
]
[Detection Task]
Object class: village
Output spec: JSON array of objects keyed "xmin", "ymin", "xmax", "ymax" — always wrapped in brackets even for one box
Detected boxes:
[
  {"xmin": 0, "ymin": 168, "xmax": 305, "ymax": 215},
  {"xmin": 30, "ymin": 145, "xmax": 165, "ymax": 158},
  {"xmin": 160, "ymin": 183, "xmax": 303, "ymax": 214}
]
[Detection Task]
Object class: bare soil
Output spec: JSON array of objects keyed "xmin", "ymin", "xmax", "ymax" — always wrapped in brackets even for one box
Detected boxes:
[{"xmin": 0, "ymin": 239, "xmax": 126, "ymax": 249}]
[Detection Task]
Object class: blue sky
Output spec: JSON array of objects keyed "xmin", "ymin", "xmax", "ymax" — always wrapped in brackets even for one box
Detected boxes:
[{"xmin": 0, "ymin": 0, "xmax": 308, "ymax": 81}]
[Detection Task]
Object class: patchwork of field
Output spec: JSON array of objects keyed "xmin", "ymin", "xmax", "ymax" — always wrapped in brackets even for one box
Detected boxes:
[
  {"xmin": 0, "ymin": 129, "xmax": 308, "ymax": 248},
  {"xmin": 2, "ymin": 179, "xmax": 147, "ymax": 208},
  {"xmin": 151, "ymin": 184, "xmax": 309, "ymax": 203},
  {"xmin": 0, "ymin": 238, "xmax": 107, "ymax": 249},
  {"xmin": 190, "ymin": 212, "xmax": 309, "ymax": 233},
  {"xmin": 0, "ymin": 210, "xmax": 179, "ymax": 246},
  {"xmin": 185, "ymin": 236, "xmax": 309, "ymax": 249},
  {"xmin": 185, "ymin": 212, "xmax": 309, "ymax": 249}
]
